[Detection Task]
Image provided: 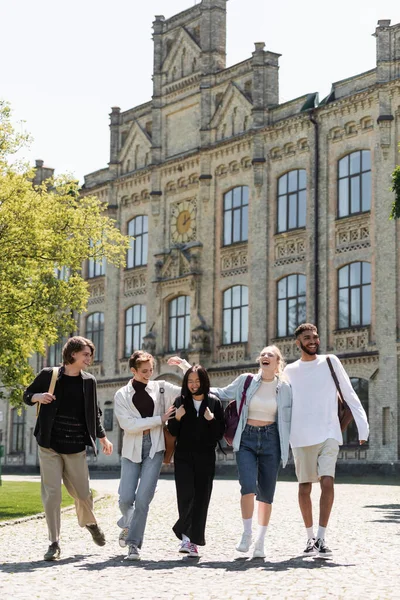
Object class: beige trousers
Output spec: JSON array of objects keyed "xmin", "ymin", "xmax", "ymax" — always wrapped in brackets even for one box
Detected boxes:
[{"xmin": 38, "ymin": 446, "xmax": 97, "ymax": 542}]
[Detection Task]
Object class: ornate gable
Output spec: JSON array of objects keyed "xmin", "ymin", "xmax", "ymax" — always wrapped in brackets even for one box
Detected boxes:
[
  {"xmin": 162, "ymin": 27, "xmax": 201, "ymax": 84},
  {"xmin": 210, "ymin": 82, "xmax": 253, "ymax": 139},
  {"xmin": 155, "ymin": 244, "xmax": 202, "ymax": 282},
  {"xmin": 119, "ymin": 121, "xmax": 152, "ymax": 174}
]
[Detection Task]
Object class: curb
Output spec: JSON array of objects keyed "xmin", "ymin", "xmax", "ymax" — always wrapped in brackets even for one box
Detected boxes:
[{"xmin": 0, "ymin": 493, "xmax": 108, "ymax": 528}]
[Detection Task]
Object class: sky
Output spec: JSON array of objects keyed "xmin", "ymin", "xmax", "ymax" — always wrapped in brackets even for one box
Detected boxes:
[{"xmin": 2, "ymin": 0, "xmax": 400, "ymax": 183}]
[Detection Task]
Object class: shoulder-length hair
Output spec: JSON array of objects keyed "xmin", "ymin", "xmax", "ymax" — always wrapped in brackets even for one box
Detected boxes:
[{"xmin": 181, "ymin": 365, "xmax": 210, "ymax": 398}]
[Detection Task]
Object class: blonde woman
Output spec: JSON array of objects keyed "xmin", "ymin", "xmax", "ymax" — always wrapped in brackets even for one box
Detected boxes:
[{"xmin": 211, "ymin": 346, "xmax": 292, "ymax": 558}]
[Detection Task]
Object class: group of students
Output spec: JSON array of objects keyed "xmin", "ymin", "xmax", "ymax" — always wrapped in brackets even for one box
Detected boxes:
[{"xmin": 24, "ymin": 322, "xmax": 369, "ymax": 563}]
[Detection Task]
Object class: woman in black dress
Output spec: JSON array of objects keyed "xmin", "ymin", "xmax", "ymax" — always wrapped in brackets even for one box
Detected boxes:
[{"xmin": 168, "ymin": 365, "xmax": 225, "ymax": 557}]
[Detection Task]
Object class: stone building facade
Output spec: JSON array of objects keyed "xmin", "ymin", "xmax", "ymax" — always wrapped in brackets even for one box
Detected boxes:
[{"xmin": 2, "ymin": 0, "xmax": 400, "ymax": 469}]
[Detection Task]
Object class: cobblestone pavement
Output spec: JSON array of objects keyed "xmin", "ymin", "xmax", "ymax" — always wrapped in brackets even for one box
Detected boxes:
[{"xmin": 1, "ymin": 475, "xmax": 399, "ymax": 600}]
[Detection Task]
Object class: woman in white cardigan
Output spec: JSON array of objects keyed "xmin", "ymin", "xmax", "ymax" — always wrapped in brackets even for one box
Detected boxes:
[{"xmin": 114, "ymin": 350, "xmax": 190, "ymax": 561}]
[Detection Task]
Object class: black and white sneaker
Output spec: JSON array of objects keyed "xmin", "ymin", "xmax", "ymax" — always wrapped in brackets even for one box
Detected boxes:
[
  {"xmin": 314, "ymin": 538, "xmax": 333, "ymax": 559},
  {"xmin": 303, "ymin": 537, "xmax": 316, "ymax": 556}
]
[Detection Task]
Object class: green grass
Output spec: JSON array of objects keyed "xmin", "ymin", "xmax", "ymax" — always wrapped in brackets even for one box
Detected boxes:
[{"xmin": 0, "ymin": 481, "xmax": 75, "ymax": 521}]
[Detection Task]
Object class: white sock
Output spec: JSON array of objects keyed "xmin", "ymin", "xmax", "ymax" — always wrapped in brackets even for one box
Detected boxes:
[
  {"xmin": 317, "ymin": 526, "xmax": 326, "ymax": 540},
  {"xmin": 182, "ymin": 534, "xmax": 190, "ymax": 543},
  {"xmin": 306, "ymin": 526, "xmax": 315, "ymax": 539},
  {"xmin": 255, "ymin": 525, "xmax": 268, "ymax": 545},
  {"xmin": 243, "ymin": 518, "xmax": 252, "ymax": 535}
]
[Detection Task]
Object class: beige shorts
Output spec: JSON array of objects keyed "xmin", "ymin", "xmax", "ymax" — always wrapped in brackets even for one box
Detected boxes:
[{"xmin": 292, "ymin": 438, "xmax": 339, "ymax": 484}]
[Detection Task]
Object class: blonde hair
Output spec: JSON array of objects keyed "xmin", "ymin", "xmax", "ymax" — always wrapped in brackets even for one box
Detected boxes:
[{"xmin": 257, "ymin": 345, "xmax": 286, "ymax": 378}]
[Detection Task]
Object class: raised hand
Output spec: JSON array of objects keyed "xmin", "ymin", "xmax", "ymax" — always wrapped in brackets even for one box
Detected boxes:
[
  {"xmin": 167, "ymin": 356, "xmax": 184, "ymax": 367},
  {"xmin": 204, "ymin": 407, "xmax": 214, "ymax": 421}
]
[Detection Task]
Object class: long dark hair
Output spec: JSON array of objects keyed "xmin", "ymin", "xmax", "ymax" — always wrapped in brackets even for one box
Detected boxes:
[{"xmin": 181, "ymin": 365, "xmax": 210, "ymax": 399}]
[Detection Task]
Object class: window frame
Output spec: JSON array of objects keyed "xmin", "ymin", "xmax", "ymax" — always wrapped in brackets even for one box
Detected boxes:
[
  {"xmin": 337, "ymin": 150, "xmax": 371, "ymax": 218},
  {"xmin": 88, "ymin": 240, "xmax": 106, "ymax": 278},
  {"xmin": 277, "ymin": 169, "xmax": 307, "ymax": 233},
  {"xmin": 168, "ymin": 296, "xmax": 191, "ymax": 352},
  {"xmin": 10, "ymin": 408, "xmax": 25, "ymax": 454},
  {"xmin": 276, "ymin": 274, "xmax": 307, "ymax": 338},
  {"xmin": 86, "ymin": 312, "xmax": 105, "ymax": 362},
  {"xmin": 222, "ymin": 186, "xmax": 249, "ymax": 247},
  {"xmin": 124, "ymin": 304, "xmax": 147, "ymax": 357},
  {"xmin": 222, "ymin": 285, "xmax": 249, "ymax": 345},
  {"xmin": 337, "ymin": 262, "xmax": 371, "ymax": 329},
  {"xmin": 127, "ymin": 215, "xmax": 149, "ymax": 269}
]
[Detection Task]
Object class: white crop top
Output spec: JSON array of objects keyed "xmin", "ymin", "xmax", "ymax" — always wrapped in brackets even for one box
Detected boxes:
[{"xmin": 247, "ymin": 380, "xmax": 278, "ymax": 422}]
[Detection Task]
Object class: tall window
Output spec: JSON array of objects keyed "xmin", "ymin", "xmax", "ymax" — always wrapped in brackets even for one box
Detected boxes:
[
  {"xmin": 11, "ymin": 408, "xmax": 25, "ymax": 453},
  {"xmin": 338, "ymin": 262, "xmax": 371, "ymax": 328},
  {"xmin": 127, "ymin": 216, "xmax": 148, "ymax": 268},
  {"xmin": 125, "ymin": 305, "xmax": 147, "ymax": 357},
  {"xmin": 88, "ymin": 240, "xmax": 106, "ymax": 278},
  {"xmin": 277, "ymin": 274, "xmax": 306, "ymax": 337},
  {"xmin": 338, "ymin": 150, "xmax": 371, "ymax": 217},
  {"xmin": 277, "ymin": 170, "xmax": 307, "ymax": 232},
  {"xmin": 223, "ymin": 286, "xmax": 249, "ymax": 345},
  {"xmin": 86, "ymin": 312, "xmax": 104, "ymax": 362},
  {"xmin": 223, "ymin": 186, "xmax": 249, "ymax": 245},
  {"xmin": 47, "ymin": 337, "xmax": 68, "ymax": 366},
  {"xmin": 169, "ymin": 296, "xmax": 191, "ymax": 351},
  {"xmin": 343, "ymin": 378, "xmax": 369, "ymax": 445}
]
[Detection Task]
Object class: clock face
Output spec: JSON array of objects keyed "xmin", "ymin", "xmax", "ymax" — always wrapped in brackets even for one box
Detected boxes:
[{"xmin": 171, "ymin": 200, "xmax": 197, "ymax": 243}]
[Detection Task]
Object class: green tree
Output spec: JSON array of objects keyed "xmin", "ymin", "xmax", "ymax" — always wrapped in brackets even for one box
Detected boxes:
[
  {"xmin": 0, "ymin": 101, "xmax": 129, "ymax": 404},
  {"xmin": 390, "ymin": 143, "xmax": 400, "ymax": 219}
]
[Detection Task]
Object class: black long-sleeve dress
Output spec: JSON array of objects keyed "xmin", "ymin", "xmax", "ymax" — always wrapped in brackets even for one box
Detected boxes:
[{"xmin": 168, "ymin": 393, "xmax": 225, "ymax": 546}]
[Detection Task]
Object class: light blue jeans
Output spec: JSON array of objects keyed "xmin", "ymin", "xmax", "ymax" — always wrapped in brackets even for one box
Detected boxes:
[{"xmin": 117, "ymin": 434, "xmax": 164, "ymax": 548}]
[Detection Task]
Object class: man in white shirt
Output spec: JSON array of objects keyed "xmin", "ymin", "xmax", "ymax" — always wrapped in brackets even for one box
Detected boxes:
[{"xmin": 283, "ymin": 323, "xmax": 369, "ymax": 559}]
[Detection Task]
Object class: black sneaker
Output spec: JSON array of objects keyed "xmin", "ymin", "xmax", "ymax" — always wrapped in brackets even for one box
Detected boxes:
[
  {"xmin": 314, "ymin": 538, "xmax": 332, "ymax": 559},
  {"xmin": 86, "ymin": 524, "xmax": 106, "ymax": 546},
  {"xmin": 303, "ymin": 537, "xmax": 316, "ymax": 556},
  {"xmin": 44, "ymin": 542, "xmax": 61, "ymax": 561}
]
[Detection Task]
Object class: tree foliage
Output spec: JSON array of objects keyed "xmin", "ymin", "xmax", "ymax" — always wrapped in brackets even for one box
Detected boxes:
[
  {"xmin": 389, "ymin": 161, "xmax": 400, "ymax": 220},
  {"xmin": 0, "ymin": 101, "xmax": 129, "ymax": 404}
]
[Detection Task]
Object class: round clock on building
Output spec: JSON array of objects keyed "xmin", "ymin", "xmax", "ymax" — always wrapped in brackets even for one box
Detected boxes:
[{"xmin": 170, "ymin": 200, "xmax": 197, "ymax": 244}]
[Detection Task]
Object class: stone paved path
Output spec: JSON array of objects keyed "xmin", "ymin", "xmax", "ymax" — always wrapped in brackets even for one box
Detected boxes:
[{"xmin": 0, "ymin": 476, "xmax": 399, "ymax": 599}]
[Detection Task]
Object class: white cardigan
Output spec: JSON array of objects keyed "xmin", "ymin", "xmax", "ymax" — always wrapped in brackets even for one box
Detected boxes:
[{"xmin": 114, "ymin": 365, "xmax": 189, "ymax": 463}]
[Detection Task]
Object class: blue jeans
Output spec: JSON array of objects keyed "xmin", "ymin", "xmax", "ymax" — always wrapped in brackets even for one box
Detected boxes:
[
  {"xmin": 236, "ymin": 423, "xmax": 281, "ymax": 504},
  {"xmin": 117, "ymin": 434, "xmax": 164, "ymax": 548}
]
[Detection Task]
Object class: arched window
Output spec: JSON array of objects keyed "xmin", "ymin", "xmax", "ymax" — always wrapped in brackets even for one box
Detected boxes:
[
  {"xmin": 223, "ymin": 186, "xmax": 249, "ymax": 246},
  {"xmin": 86, "ymin": 312, "xmax": 104, "ymax": 362},
  {"xmin": 223, "ymin": 285, "xmax": 249, "ymax": 345},
  {"xmin": 338, "ymin": 262, "xmax": 371, "ymax": 328},
  {"xmin": 125, "ymin": 305, "xmax": 146, "ymax": 357},
  {"xmin": 169, "ymin": 296, "xmax": 191, "ymax": 351},
  {"xmin": 342, "ymin": 378, "xmax": 369, "ymax": 445},
  {"xmin": 88, "ymin": 240, "xmax": 106, "ymax": 278},
  {"xmin": 277, "ymin": 274, "xmax": 306, "ymax": 337},
  {"xmin": 277, "ymin": 169, "xmax": 307, "ymax": 232},
  {"xmin": 11, "ymin": 408, "xmax": 25, "ymax": 453},
  {"xmin": 338, "ymin": 150, "xmax": 371, "ymax": 217},
  {"xmin": 127, "ymin": 216, "xmax": 148, "ymax": 269}
]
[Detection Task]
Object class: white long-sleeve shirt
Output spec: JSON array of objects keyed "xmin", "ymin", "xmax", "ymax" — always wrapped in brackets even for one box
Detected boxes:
[
  {"xmin": 284, "ymin": 354, "xmax": 369, "ymax": 448},
  {"xmin": 114, "ymin": 361, "xmax": 190, "ymax": 462}
]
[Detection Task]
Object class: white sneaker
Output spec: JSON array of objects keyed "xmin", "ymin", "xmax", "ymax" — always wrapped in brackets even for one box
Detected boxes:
[
  {"xmin": 119, "ymin": 528, "xmax": 129, "ymax": 548},
  {"xmin": 125, "ymin": 544, "xmax": 140, "ymax": 561},
  {"xmin": 179, "ymin": 540, "xmax": 191, "ymax": 554},
  {"xmin": 188, "ymin": 543, "xmax": 199, "ymax": 558},
  {"xmin": 252, "ymin": 540, "xmax": 266, "ymax": 559},
  {"xmin": 236, "ymin": 532, "xmax": 252, "ymax": 553}
]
